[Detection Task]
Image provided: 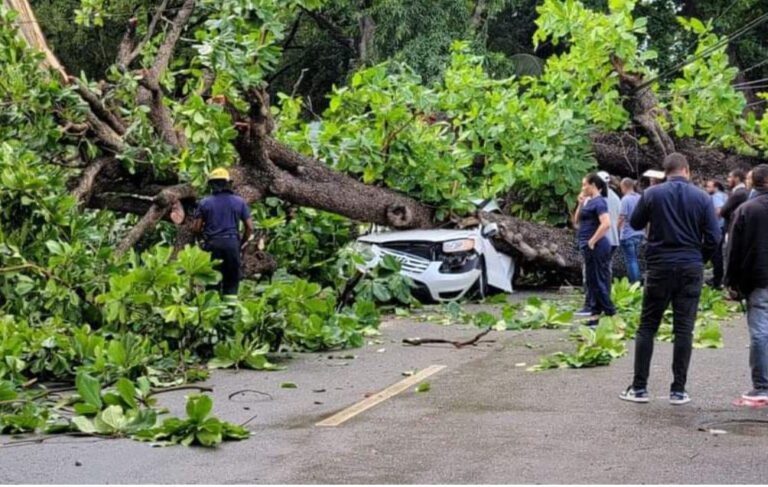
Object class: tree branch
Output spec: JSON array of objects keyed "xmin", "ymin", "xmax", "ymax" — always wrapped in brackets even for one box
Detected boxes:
[
  {"xmin": 115, "ymin": 17, "xmax": 139, "ymax": 68},
  {"xmin": 72, "ymin": 79, "xmax": 126, "ymax": 136},
  {"xmin": 148, "ymin": 0, "xmax": 195, "ymax": 81},
  {"xmin": 71, "ymin": 157, "xmax": 114, "ymax": 206},
  {"xmin": 116, "ymin": 184, "xmax": 196, "ymax": 255},
  {"xmin": 299, "ymin": 6, "xmax": 355, "ymax": 53}
]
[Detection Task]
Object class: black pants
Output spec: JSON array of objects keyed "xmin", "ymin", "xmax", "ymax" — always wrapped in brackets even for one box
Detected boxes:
[
  {"xmin": 205, "ymin": 238, "xmax": 242, "ymax": 296},
  {"xmin": 583, "ymin": 244, "xmax": 616, "ymax": 316},
  {"xmin": 633, "ymin": 264, "xmax": 703, "ymax": 393},
  {"xmin": 711, "ymin": 228, "xmax": 725, "ymax": 287},
  {"xmin": 583, "ymin": 246, "xmax": 617, "ymax": 311}
]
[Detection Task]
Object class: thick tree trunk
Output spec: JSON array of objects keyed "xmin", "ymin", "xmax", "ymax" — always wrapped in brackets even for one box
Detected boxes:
[{"xmin": 591, "ymin": 132, "xmax": 764, "ymax": 183}]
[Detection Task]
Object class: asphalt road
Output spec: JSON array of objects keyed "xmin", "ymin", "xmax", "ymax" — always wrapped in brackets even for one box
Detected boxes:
[{"xmin": 3, "ymin": 292, "xmax": 768, "ymax": 484}]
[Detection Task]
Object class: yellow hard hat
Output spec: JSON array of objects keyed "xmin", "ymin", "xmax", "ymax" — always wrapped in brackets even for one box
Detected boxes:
[{"xmin": 209, "ymin": 167, "xmax": 230, "ymax": 181}]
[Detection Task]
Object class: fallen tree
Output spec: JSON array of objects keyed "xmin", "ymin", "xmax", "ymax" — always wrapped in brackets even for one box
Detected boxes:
[{"xmin": 4, "ymin": 0, "xmax": 766, "ymax": 285}]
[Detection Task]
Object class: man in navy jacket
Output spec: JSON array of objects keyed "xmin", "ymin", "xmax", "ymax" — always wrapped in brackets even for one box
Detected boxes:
[{"xmin": 620, "ymin": 153, "xmax": 721, "ymax": 405}]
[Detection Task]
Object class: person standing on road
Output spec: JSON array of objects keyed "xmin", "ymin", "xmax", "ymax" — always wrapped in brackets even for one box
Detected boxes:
[
  {"xmin": 576, "ymin": 172, "xmax": 620, "ymax": 317},
  {"xmin": 725, "ymin": 164, "xmax": 768, "ymax": 401},
  {"xmin": 618, "ymin": 178, "xmax": 644, "ymax": 284},
  {"xmin": 720, "ymin": 169, "xmax": 749, "ymax": 233},
  {"xmin": 705, "ymin": 179, "xmax": 728, "ymax": 289},
  {"xmin": 573, "ymin": 173, "xmax": 616, "ymax": 327},
  {"xmin": 598, "ymin": 171, "xmax": 621, "ymax": 259},
  {"xmin": 619, "ymin": 153, "xmax": 721, "ymax": 405},
  {"xmin": 192, "ymin": 168, "xmax": 254, "ymax": 296}
]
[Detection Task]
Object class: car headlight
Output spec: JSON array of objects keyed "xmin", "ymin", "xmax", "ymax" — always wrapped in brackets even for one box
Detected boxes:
[{"xmin": 442, "ymin": 239, "xmax": 475, "ymax": 253}]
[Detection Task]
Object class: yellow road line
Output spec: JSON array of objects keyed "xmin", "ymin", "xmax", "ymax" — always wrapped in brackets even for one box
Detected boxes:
[{"xmin": 316, "ymin": 364, "xmax": 447, "ymax": 427}]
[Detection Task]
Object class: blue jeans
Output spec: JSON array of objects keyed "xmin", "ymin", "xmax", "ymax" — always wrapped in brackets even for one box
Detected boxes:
[
  {"xmin": 621, "ymin": 235, "xmax": 643, "ymax": 283},
  {"xmin": 748, "ymin": 288, "xmax": 768, "ymax": 390}
]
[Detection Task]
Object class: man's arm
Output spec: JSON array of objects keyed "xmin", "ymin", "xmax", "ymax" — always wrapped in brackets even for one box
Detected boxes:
[
  {"xmin": 617, "ymin": 197, "xmax": 629, "ymax": 233},
  {"xmin": 701, "ymin": 197, "xmax": 721, "ymax": 262},
  {"xmin": 588, "ymin": 213, "xmax": 611, "ymax": 250},
  {"xmin": 629, "ymin": 193, "xmax": 649, "ymax": 231},
  {"xmin": 720, "ymin": 189, "xmax": 747, "ymax": 223},
  {"xmin": 239, "ymin": 201, "xmax": 253, "ymax": 249},
  {"xmin": 191, "ymin": 201, "xmax": 207, "ymax": 235},
  {"xmin": 724, "ymin": 209, "xmax": 746, "ymax": 292},
  {"xmin": 191, "ymin": 217, "xmax": 204, "ymax": 235}
]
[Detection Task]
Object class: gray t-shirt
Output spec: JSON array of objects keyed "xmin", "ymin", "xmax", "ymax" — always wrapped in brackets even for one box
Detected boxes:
[
  {"xmin": 620, "ymin": 192, "xmax": 644, "ymax": 240},
  {"xmin": 605, "ymin": 188, "xmax": 621, "ymax": 247}
]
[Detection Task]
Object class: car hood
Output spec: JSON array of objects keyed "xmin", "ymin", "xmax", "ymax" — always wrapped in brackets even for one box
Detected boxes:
[{"xmin": 358, "ymin": 228, "xmax": 477, "ymax": 244}]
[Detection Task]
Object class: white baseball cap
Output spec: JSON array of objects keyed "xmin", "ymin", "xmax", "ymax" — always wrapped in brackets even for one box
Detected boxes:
[
  {"xmin": 597, "ymin": 171, "xmax": 611, "ymax": 183},
  {"xmin": 643, "ymin": 169, "xmax": 665, "ymax": 180}
]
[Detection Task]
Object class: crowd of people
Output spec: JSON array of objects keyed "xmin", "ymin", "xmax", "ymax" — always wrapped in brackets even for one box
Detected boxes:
[{"xmin": 573, "ymin": 153, "xmax": 768, "ymax": 405}]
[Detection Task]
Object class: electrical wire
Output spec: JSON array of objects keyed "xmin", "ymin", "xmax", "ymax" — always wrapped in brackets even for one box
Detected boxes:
[{"xmin": 634, "ymin": 11, "xmax": 768, "ymax": 93}]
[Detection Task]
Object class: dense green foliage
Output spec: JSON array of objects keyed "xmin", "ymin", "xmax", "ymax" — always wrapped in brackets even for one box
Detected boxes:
[{"xmin": 1, "ymin": 0, "xmax": 766, "ymax": 444}]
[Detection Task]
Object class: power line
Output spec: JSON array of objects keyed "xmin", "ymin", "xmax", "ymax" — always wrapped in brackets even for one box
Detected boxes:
[
  {"xmin": 745, "ymin": 98, "xmax": 768, "ymax": 109},
  {"xmin": 742, "ymin": 58, "xmax": 768, "ymax": 75},
  {"xmin": 650, "ymin": 58, "xmax": 768, "ymax": 100},
  {"xmin": 634, "ymin": 11, "xmax": 768, "ymax": 93},
  {"xmin": 710, "ymin": 0, "xmax": 741, "ymax": 28}
]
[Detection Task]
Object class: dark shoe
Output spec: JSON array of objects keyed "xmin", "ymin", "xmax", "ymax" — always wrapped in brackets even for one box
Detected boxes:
[
  {"xmin": 619, "ymin": 386, "xmax": 650, "ymax": 403},
  {"xmin": 669, "ymin": 391, "xmax": 691, "ymax": 405},
  {"xmin": 585, "ymin": 319, "xmax": 599, "ymax": 328},
  {"xmin": 741, "ymin": 389, "xmax": 768, "ymax": 401}
]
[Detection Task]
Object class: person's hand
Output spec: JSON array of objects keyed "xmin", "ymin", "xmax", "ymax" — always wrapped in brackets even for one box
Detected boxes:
[
  {"xmin": 577, "ymin": 192, "xmax": 587, "ymax": 204},
  {"xmin": 588, "ymin": 239, "xmax": 596, "ymax": 250}
]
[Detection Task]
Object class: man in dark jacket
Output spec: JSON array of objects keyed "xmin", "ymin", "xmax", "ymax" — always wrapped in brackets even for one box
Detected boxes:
[
  {"xmin": 720, "ymin": 168, "xmax": 749, "ymax": 231},
  {"xmin": 725, "ymin": 164, "xmax": 768, "ymax": 401},
  {"xmin": 192, "ymin": 168, "xmax": 253, "ymax": 296},
  {"xmin": 619, "ymin": 153, "xmax": 721, "ymax": 405}
]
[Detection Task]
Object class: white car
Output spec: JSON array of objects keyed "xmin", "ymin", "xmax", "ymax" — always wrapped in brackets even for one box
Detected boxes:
[{"xmin": 354, "ymin": 224, "xmax": 515, "ymax": 302}]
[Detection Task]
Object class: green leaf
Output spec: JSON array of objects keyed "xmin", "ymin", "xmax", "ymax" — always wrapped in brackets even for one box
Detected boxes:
[
  {"xmin": 107, "ymin": 340, "xmax": 127, "ymax": 366},
  {"xmin": 207, "ymin": 358, "xmax": 235, "ymax": 369},
  {"xmin": 280, "ymin": 382, "xmax": 297, "ymax": 389},
  {"xmin": 98, "ymin": 405, "xmax": 127, "ymax": 432},
  {"xmin": 415, "ymin": 382, "xmax": 431, "ymax": 393},
  {"xmin": 75, "ymin": 372, "xmax": 102, "ymax": 409},
  {"xmin": 72, "ymin": 416, "xmax": 97, "ymax": 434},
  {"xmin": 0, "ymin": 381, "xmax": 17, "ymax": 401},
  {"xmin": 186, "ymin": 394, "xmax": 213, "ymax": 423},
  {"xmin": 116, "ymin": 378, "xmax": 138, "ymax": 410},
  {"xmin": 689, "ymin": 17, "xmax": 706, "ymax": 34}
]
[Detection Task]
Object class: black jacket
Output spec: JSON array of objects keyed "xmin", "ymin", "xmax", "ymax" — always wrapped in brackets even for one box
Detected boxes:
[
  {"xmin": 720, "ymin": 186, "xmax": 749, "ymax": 232},
  {"xmin": 629, "ymin": 176, "xmax": 721, "ymax": 266},
  {"xmin": 725, "ymin": 191, "xmax": 768, "ymax": 295}
]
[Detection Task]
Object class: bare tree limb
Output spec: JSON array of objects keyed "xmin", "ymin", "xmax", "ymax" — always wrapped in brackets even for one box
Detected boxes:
[
  {"xmin": 148, "ymin": 0, "xmax": 195, "ymax": 81},
  {"xmin": 116, "ymin": 184, "xmax": 196, "ymax": 255},
  {"xmin": 299, "ymin": 6, "xmax": 355, "ymax": 53},
  {"xmin": 116, "ymin": 17, "xmax": 139, "ymax": 68},
  {"xmin": 71, "ymin": 157, "xmax": 114, "ymax": 206},
  {"xmin": 72, "ymin": 79, "xmax": 126, "ymax": 136},
  {"xmin": 85, "ymin": 112, "xmax": 125, "ymax": 153},
  {"xmin": 132, "ymin": 0, "xmax": 195, "ymax": 148},
  {"xmin": 469, "ymin": 0, "xmax": 488, "ymax": 32}
]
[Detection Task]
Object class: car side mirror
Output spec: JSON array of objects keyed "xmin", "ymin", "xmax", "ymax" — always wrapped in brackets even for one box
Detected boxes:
[{"xmin": 481, "ymin": 223, "xmax": 499, "ymax": 238}]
